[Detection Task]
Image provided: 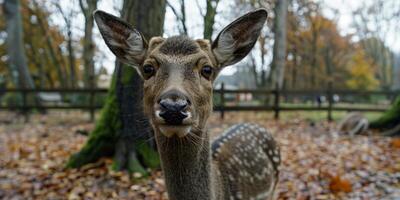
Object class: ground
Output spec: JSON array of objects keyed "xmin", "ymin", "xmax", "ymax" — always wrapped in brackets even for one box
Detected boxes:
[{"xmin": 0, "ymin": 111, "xmax": 399, "ymax": 200}]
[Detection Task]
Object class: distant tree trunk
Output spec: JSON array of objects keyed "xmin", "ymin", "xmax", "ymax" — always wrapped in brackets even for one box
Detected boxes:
[
  {"xmin": 66, "ymin": 30, "xmax": 77, "ymax": 88},
  {"xmin": 67, "ymin": 0, "xmax": 166, "ymax": 174},
  {"xmin": 179, "ymin": 0, "xmax": 187, "ymax": 34},
  {"xmin": 370, "ymin": 95, "xmax": 400, "ymax": 136},
  {"xmin": 291, "ymin": 48, "xmax": 298, "ymax": 90},
  {"xmin": 79, "ymin": 0, "xmax": 97, "ymax": 89},
  {"xmin": 268, "ymin": 0, "xmax": 289, "ymax": 89},
  {"xmin": 309, "ymin": 23, "xmax": 318, "ymax": 89},
  {"xmin": 56, "ymin": 45, "xmax": 69, "ymax": 86},
  {"xmin": 55, "ymin": 2, "xmax": 77, "ymax": 88},
  {"xmin": 203, "ymin": 0, "xmax": 219, "ymax": 40},
  {"xmin": 3, "ymin": 0, "xmax": 36, "ymax": 90},
  {"xmin": 259, "ymin": 35, "xmax": 268, "ymax": 88}
]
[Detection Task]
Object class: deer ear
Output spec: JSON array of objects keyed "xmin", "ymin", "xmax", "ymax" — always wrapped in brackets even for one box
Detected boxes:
[
  {"xmin": 212, "ymin": 9, "xmax": 268, "ymax": 67},
  {"xmin": 94, "ymin": 10, "xmax": 147, "ymax": 67}
]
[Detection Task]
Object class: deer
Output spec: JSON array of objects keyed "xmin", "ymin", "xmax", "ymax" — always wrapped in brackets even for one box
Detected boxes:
[
  {"xmin": 94, "ymin": 9, "xmax": 281, "ymax": 200},
  {"xmin": 337, "ymin": 112, "xmax": 369, "ymax": 137}
]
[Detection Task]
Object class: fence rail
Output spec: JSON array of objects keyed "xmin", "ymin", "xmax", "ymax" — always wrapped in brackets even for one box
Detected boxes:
[{"xmin": 0, "ymin": 86, "xmax": 398, "ymax": 121}]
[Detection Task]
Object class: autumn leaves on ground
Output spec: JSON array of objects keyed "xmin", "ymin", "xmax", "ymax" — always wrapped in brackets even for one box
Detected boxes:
[{"xmin": 0, "ymin": 112, "xmax": 399, "ymax": 200}]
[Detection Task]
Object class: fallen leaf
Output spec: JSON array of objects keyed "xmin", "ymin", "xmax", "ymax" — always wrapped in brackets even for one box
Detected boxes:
[
  {"xmin": 329, "ymin": 175, "xmax": 353, "ymax": 193},
  {"xmin": 390, "ymin": 138, "xmax": 400, "ymax": 148}
]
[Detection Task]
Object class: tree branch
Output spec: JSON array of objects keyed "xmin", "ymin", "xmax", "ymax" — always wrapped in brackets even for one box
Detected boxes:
[
  {"xmin": 195, "ymin": 0, "xmax": 204, "ymax": 17},
  {"xmin": 166, "ymin": 0, "xmax": 187, "ymax": 35},
  {"xmin": 79, "ymin": 0, "xmax": 88, "ymax": 18}
]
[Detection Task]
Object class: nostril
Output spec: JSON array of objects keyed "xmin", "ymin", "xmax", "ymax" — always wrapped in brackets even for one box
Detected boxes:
[
  {"xmin": 159, "ymin": 99, "xmax": 169, "ymax": 110},
  {"xmin": 159, "ymin": 99, "xmax": 188, "ymax": 112},
  {"xmin": 158, "ymin": 98, "xmax": 190, "ymax": 125},
  {"xmin": 177, "ymin": 100, "xmax": 188, "ymax": 110}
]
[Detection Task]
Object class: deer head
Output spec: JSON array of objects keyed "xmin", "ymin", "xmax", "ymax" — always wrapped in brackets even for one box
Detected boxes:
[{"xmin": 94, "ymin": 9, "xmax": 267, "ymax": 138}]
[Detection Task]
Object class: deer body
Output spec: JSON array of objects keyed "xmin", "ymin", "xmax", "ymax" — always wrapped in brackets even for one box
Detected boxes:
[
  {"xmin": 156, "ymin": 122, "xmax": 280, "ymax": 200},
  {"xmin": 95, "ymin": 9, "xmax": 280, "ymax": 200},
  {"xmin": 337, "ymin": 112, "xmax": 369, "ymax": 136},
  {"xmin": 212, "ymin": 123, "xmax": 280, "ymax": 199}
]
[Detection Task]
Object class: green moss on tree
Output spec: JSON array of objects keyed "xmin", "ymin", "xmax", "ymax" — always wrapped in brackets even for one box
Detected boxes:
[
  {"xmin": 135, "ymin": 140, "xmax": 160, "ymax": 169},
  {"xmin": 370, "ymin": 95, "xmax": 400, "ymax": 130},
  {"xmin": 66, "ymin": 75, "xmax": 160, "ymax": 174},
  {"xmin": 67, "ymin": 77, "xmax": 120, "ymax": 168},
  {"xmin": 67, "ymin": 0, "xmax": 165, "ymax": 174}
]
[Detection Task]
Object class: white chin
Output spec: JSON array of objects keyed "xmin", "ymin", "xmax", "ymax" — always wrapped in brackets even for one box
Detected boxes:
[{"xmin": 159, "ymin": 125, "xmax": 191, "ymax": 138}]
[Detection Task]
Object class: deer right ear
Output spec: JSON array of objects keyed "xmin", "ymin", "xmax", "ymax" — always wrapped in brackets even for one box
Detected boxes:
[
  {"xmin": 94, "ymin": 10, "xmax": 147, "ymax": 68},
  {"xmin": 212, "ymin": 9, "xmax": 268, "ymax": 67}
]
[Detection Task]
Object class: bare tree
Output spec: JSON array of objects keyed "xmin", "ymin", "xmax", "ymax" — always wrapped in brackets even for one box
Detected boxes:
[
  {"xmin": 352, "ymin": 0, "xmax": 400, "ymax": 90},
  {"xmin": 31, "ymin": 0, "xmax": 68, "ymax": 88},
  {"xmin": 54, "ymin": 1, "xmax": 78, "ymax": 88},
  {"xmin": 354, "ymin": 0, "xmax": 400, "ymax": 136},
  {"xmin": 24, "ymin": 10, "xmax": 46, "ymax": 88},
  {"xmin": 167, "ymin": 0, "xmax": 188, "ymax": 35},
  {"xmin": 79, "ymin": 0, "xmax": 97, "ymax": 88}
]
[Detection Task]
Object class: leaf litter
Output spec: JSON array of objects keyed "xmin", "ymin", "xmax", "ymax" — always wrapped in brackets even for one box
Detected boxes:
[{"xmin": 0, "ymin": 111, "xmax": 399, "ymax": 200}]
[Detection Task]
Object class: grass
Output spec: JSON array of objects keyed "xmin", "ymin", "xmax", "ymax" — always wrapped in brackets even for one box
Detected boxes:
[
  {"xmin": 279, "ymin": 111, "xmax": 382, "ymax": 122},
  {"xmin": 218, "ymin": 110, "xmax": 383, "ymax": 123}
]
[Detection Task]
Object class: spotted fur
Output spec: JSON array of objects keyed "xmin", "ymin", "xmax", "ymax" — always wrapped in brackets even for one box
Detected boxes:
[{"xmin": 212, "ymin": 123, "xmax": 280, "ymax": 200}]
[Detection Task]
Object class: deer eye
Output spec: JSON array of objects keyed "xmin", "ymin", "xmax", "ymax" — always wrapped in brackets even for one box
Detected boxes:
[
  {"xmin": 201, "ymin": 65, "xmax": 213, "ymax": 80},
  {"xmin": 143, "ymin": 64, "xmax": 156, "ymax": 79}
]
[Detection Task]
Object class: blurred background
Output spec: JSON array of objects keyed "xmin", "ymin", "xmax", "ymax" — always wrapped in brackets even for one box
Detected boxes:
[
  {"xmin": 0, "ymin": 0, "xmax": 399, "ymax": 199},
  {"xmin": 0, "ymin": 0, "xmax": 399, "ymax": 119}
]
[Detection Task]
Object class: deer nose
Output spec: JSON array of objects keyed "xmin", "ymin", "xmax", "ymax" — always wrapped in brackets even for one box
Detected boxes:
[
  {"xmin": 160, "ymin": 99, "xmax": 188, "ymax": 112},
  {"xmin": 158, "ymin": 91, "xmax": 190, "ymax": 125}
]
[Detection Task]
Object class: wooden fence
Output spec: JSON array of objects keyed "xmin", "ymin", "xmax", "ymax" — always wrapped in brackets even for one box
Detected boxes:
[{"xmin": 0, "ymin": 85, "xmax": 398, "ymax": 121}]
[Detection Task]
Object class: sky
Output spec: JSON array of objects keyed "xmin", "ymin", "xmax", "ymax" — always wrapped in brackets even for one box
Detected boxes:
[{"xmin": 51, "ymin": 0, "xmax": 399, "ymax": 75}]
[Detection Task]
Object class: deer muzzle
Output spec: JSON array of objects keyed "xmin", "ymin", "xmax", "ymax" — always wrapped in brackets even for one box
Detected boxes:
[{"xmin": 154, "ymin": 89, "xmax": 193, "ymax": 138}]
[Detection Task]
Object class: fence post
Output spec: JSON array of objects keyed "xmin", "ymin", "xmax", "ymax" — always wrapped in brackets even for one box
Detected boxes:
[
  {"xmin": 327, "ymin": 81, "xmax": 333, "ymax": 121},
  {"xmin": 89, "ymin": 89, "xmax": 95, "ymax": 122},
  {"xmin": 22, "ymin": 89, "xmax": 28, "ymax": 122},
  {"xmin": 220, "ymin": 83, "xmax": 225, "ymax": 120},
  {"xmin": 274, "ymin": 83, "xmax": 280, "ymax": 119}
]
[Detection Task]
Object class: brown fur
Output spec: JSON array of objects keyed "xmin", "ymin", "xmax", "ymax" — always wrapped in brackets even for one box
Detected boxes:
[{"xmin": 94, "ymin": 9, "xmax": 279, "ymax": 200}]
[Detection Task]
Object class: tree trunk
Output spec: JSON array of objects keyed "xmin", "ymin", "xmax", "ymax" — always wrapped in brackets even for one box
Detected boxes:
[
  {"xmin": 310, "ymin": 24, "xmax": 318, "ymax": 89},
  {"xmin": 66, "ymin": 30, "xmax": 77, "ymax": 88},
  {"xmin": 268, "ymin": 0, "xmax": 289, "ymax": 90},
  {"xmin": 203, "ymin": 0, "xmax": 219, "ymax": 40},
  {"xmin": 291, "ymin": 48, "xmax": 298, "ymax": 90},
  {"xmin": 3, "ymin": 0, "xmax": 42, "ymax": 109},
  {"xmin": 4, "ymin": 0, "xmax": 34, "ymax": 89},
  {"xmin": 370, "ymin": 95, "xmax": 400, "ymax": 136},
  {"xmin": 79, "ymin": 0, "xmax": 97, "ymax": 89},
  {"xmin": 67, "ymin": 0, "xmax": 166, "ymax": 174}
]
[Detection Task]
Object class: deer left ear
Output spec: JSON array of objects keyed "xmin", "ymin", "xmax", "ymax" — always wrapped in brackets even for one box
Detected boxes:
[{"xmin": 212, "ymin": 9, "xmax": 268, "ymax": 67}]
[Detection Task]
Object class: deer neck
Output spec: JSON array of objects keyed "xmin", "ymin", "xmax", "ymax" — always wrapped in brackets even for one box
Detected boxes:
[{"xmin": 155, "ymin": 126, "xmax": 216, "ymax": 200}]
